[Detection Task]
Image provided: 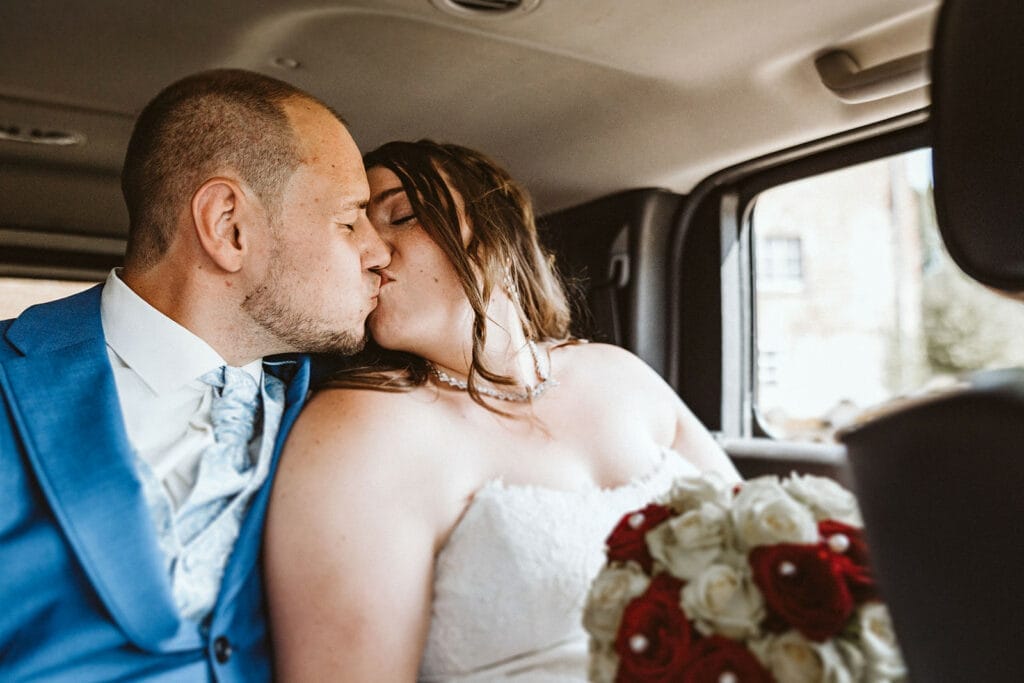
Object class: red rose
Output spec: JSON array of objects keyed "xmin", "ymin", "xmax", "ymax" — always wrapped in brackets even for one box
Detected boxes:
[
  {"xmin": 750, "ymin": 543, "xmax": 854, "ymax": 642},
  {"xmin": 819, "ymin": 520, "xmax": 877, "ymax": 602},
  {"xmin": 614, "ymin": 574, "xmax": 692, "ymax": 682},
  {"xmin": 681, "ymin": 636, "xmax": 775, "ymax": 683},
  {"xmin": 606, "ymin": 504, "xmax": 674, "ymax": 573},
  {"xmin": 759, "ymin": 609, "xmax": 790, "ymax": 635}
]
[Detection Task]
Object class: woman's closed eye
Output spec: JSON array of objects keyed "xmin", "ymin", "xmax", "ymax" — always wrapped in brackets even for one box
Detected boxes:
[{"xmin": 391, "ymin": 214, "xmax": 416, "ymax": 226}]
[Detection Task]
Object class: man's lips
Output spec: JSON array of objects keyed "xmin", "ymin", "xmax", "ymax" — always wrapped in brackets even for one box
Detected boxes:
[{"xmin": 369, "ymin": 271, "xmax": 393, "ymax": 306}]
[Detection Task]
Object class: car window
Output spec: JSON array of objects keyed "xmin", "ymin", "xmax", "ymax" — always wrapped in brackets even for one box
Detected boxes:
[
  {"xmin": 751, "ymin": 148, "xmax": 1024, "ymax": 441},
  {"xmin": 0, "ymin": 277, "xmax": 96, "ymax": 320}
]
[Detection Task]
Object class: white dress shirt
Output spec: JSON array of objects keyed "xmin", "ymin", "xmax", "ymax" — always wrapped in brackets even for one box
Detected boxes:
[{"xmin": 99, "ymin": 269, "xmax": 264, "ymax": 509}]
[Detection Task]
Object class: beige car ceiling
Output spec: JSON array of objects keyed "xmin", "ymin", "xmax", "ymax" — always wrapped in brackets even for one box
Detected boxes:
[{"xmin": 0, "ymin": 0, "xmax": 937, "ymax": 254}]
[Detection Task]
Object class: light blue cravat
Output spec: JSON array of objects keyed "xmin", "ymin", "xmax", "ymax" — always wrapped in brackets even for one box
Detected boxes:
[
  {"xmin": 135, "ymin": 365, "xmax": 281, "ymax": 622},
  {"xmin": 174, "ymin": 366, "xmax": 262, "ymax": 545}
]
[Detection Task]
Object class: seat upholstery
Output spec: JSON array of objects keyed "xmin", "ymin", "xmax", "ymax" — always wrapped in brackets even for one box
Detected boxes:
[
  {"xmin": 840, "ymin": 370, "xmax": 1024, "ymax": 680},
  {"xmin": 539, "ymin": 188, "xmax": 683, "ymax": 372},
  {"xmin": 930, "ymin": 0, "xmax": 1024, "ymax": 292}
]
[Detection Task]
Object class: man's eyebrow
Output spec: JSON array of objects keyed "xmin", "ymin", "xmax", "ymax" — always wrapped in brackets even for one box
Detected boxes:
[
  {"xmin": 369, "ymin": 186, "xmax": 406, "ymax": 205},
  {"xmin": 341, "ymin": 198, "xmax": 369, "ymax": 211}
]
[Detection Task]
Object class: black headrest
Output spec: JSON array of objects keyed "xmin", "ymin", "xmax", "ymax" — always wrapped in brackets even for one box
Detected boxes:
[
  {"xmin": 931, "ymin": 0, "xmax": 1024, "ymax": 292},
  {"xmin": 840, "ymin": 368, "xmax": 1024, "ymax": 680}
]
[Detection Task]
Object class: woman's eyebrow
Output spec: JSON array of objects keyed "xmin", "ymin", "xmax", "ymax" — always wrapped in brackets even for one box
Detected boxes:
[{"xmin": 370, "ymin": 186, "xmax": 406, "ymax": 205}]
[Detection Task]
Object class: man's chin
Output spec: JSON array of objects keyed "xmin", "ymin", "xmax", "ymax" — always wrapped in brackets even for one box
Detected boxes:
[
  {"xmin": 322, "ymin": 330, "xmax": 368, "ymax": 356},
  {"xmin": 275, "ymin": 326, "xmax": 367, "ymax": 357}
]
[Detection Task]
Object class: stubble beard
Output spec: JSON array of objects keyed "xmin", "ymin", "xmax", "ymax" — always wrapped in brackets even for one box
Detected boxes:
[{"xmin": 243, "ymin": 255, "xmax": 369, "ymax": 356}]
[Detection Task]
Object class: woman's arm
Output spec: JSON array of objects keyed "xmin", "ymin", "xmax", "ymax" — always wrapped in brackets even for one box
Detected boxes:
[
  {"xmin": 669, "ymin": 396, "xmax": 742, "ymax": 482},
  {"xmin": 586, "ymin": 342, "xmax": 742, "ymax": 483},
  {"xmin": 264, "ymin": 390, "xmax": 437, "ymax": 681}
]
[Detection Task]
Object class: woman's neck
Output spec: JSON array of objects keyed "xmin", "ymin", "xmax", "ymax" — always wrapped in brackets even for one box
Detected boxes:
[{"xmin": 429, "ymin": 295, "xmax": 540, "ymax": 389}]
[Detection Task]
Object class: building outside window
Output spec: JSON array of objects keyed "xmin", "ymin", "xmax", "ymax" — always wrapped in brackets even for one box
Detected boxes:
[
  {"xmin": 752, "ymin": 148, "xmax": 1024, "ymax": 441},
  {"xmin": 757, "ymin": 236, "xmax": 804, "ymax": 289}
]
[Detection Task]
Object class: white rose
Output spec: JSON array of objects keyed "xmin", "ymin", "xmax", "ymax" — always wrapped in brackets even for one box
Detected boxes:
[
  {"xmin": 783, "ymin": 474, "xmax": 863, "ymax": 526},
  {"xmin": 857, "ymin": 603, "xmax": 907, "ymax": 682},
  {"xmin": 661, "ymin": 472, "xmax": 732, "ymax": 514},
  {"xmin": 582, "ymin": 566, "xmax": 650, "ymax": 643},
  {"xmin": 681, "ymin": 563, "xmax": 765, "ymax": 639},
  {"xmin": 834, "ymin": 637, "xmax": 867, "ymax": 681},
  {"xmin": 732, "ymin": 477, "xmax": 818, "ymax": 549},
  {"xmin": 647, "ymin": 501, "xmax": 729, "ymax": 580},
  {"xmin": 587, "ymin": 641, "xmax": 619, "ymax": 683},
  {"xmin": 757, "ymin": 630, "xmax": 856, "ymax": 683}
]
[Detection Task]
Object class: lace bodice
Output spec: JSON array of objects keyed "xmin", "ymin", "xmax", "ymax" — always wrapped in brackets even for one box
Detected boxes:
[{"xmin": 418, "ymin": 448, "xmax": 699, "ymax": 682}]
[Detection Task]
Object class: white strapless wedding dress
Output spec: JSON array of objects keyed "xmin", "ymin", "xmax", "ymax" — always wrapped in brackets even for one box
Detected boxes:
[{"xmin": 418, "ymin": 448, "xmax": 699, "ymax": 682}]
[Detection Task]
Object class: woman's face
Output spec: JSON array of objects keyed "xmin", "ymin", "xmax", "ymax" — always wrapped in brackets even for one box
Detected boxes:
[{"xmin": 365, "ymin": 165, "xmax": 472, "ymax": 355}]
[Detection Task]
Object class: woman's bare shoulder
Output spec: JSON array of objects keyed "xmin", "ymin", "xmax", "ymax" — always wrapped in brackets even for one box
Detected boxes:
[
  {"xmin": 303, "ymin": 383, "xmax": 441, "ymax": 430},
  {"xmin": 555, "ymin": 340, "xmax": 667, "ymax": 388},
  {"xmin": 280, "ymin": 385, "xmax": 442, "ymax": 480},
  {"xmin": 272, "ymin": 383, "xmax": 477, "ymax": 554}
]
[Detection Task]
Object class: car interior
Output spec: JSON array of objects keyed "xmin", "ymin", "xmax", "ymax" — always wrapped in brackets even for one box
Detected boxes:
[
  {"xmin": 839, "ymin": 0, "xmax": 1024, "ymax": 678},
  {"xmin": 2, "ymin": 0, "xmax": 1020, "ymax": 676}
]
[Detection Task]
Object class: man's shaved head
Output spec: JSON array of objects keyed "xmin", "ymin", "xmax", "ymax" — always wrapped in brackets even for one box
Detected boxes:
[{"xmin": 120, "ymin": 68, "xmax": 339, "ymax": 269}]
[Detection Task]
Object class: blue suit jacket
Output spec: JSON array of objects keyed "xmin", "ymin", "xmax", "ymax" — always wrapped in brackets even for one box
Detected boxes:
[{"xmin": 0, "ymin": 285, "xmax": 311, "ymax": 681}]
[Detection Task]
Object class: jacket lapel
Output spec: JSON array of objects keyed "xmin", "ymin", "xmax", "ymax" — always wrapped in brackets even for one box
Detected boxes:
[
  {"xmin": 215, "ymin": 356, "xmax": 311, "ymax": 611},
  {"xmin": 2, "ymin": 287, "xmax": 200, "ymax": 651}
]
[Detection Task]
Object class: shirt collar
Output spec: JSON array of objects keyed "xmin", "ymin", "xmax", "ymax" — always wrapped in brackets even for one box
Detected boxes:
[{"xmin": 100, "ymin": 269, "xmax": 262, "ymax": 395}]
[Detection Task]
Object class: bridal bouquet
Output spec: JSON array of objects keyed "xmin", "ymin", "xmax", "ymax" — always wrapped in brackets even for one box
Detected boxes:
[{"xmin": 583, "ymin": 473, "xmax": 906, "ymax": 682}]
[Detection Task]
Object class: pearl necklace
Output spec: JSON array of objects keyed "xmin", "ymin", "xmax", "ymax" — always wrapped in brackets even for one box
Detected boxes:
[{"xmin": 429, "ymin": 340, "xmax": 558, "ymax": 402}]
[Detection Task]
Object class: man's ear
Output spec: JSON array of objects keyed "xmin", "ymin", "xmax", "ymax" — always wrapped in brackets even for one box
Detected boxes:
[{"xmin": 191, "ymin": 177, "xmax": 256, "ymax": 273}]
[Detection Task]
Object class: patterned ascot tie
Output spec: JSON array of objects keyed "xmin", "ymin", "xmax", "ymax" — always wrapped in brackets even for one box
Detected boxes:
[
  {"xmin": 143, "ymin": 365, "xmax": 267, "ymax": 621},
  {"xmin": 175, "ymin": 366, "xmax": 263, "ymax": 542}
]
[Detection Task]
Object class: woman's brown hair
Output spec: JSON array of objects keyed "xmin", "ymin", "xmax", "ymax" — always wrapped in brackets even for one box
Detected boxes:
[{"xmin": 324, "ymin": 139, "xmax": 575, "ymax": 410}]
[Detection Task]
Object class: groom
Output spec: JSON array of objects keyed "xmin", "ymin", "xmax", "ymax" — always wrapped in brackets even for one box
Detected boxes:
[{"xmin": 0, "ymin": 69, "xmax": 388, "ymax": 680}]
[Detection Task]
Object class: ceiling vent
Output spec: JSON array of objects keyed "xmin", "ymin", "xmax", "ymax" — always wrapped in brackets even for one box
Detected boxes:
[
  {"xmin": 430, "ymin": 0, "xmax": 540, "ymax": 19},
  {"xmin": 0, "ymin": 124, "xmax": 85, "ymax": 147}
]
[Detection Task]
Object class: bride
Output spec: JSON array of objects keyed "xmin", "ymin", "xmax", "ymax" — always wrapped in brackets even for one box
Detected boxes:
[{"xmin": 264, "ymin": 140, "xmax": 740, "ymax": 680}]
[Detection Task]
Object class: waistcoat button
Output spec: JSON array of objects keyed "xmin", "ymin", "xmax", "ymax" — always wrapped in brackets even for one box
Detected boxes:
[{"xmin": 213, "ymin": 636, "xmax": 232, "ymax": 664}]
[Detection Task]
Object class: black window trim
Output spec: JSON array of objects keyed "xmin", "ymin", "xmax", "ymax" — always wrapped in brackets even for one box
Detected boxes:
[{"xmin": 669, "ymin": 108, "xmax": 931, "ymax": 441}]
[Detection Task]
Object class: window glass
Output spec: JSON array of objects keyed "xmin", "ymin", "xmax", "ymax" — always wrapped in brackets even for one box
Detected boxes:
[
  {"xmin": 752, "ymin": 148, "xmax": 1024, "ymax": 441},
  {"xmin": 0, "ymin": 277, "xmax": 96, "ymax": 320},
  {"xmin": 758, "ymin": 236, "xmax": 804, "ymax": 290}
]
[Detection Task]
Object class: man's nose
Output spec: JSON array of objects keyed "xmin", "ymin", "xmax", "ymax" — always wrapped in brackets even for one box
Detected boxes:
[{"xmin": 358, "ymin": 215, "xmax": 391, "ymax": 270}]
